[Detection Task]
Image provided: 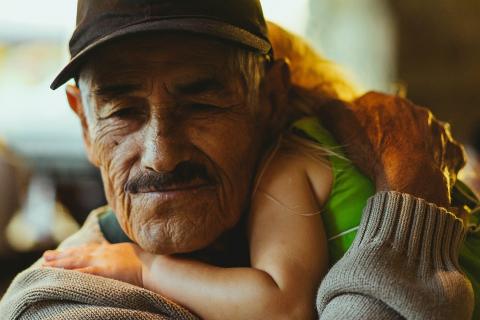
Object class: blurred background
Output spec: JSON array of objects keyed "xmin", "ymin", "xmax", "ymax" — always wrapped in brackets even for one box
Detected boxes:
[{"xmin": 0, "ymin": 0, "xmax": 478, "ymax": 295}]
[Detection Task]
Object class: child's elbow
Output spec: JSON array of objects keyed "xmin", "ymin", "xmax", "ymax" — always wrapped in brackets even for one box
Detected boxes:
[
  {"xmin": 286, "ymin": 302, "xmax": 316, "ymax": 320},
  {"xmin": 266, "ymin": 297, "xmax": 316, "ymax": 320}
]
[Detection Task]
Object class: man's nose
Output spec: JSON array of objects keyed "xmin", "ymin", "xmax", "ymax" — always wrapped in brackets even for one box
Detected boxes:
[{"xmin": 141, "ymin": 117, "xmax": 191, "ymax": 173}]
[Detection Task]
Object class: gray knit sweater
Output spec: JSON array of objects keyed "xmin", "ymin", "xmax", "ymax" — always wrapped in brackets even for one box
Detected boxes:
[{"xmin": 0, "ymin": 192, "xmax": 474, "ymax": 319}]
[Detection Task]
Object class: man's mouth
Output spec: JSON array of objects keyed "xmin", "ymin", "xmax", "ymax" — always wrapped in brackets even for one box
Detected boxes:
[{"xmin": 133, "ymin": 179, "xmax": 215, "ymax": 194}]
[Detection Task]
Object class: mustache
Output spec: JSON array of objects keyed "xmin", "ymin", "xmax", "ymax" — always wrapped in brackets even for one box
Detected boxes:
[{"xmin": 124, "ymin": 161, "xmax": 214, "ymax": 194}]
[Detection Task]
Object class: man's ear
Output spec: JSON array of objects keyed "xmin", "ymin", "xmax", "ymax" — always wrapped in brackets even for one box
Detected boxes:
[
  {"xmin": 66, "ymin": 84, "xmax": 99, "ymax": 167},
  {"xmin": 261, "ymin": 58, "xmax": 292, "ymax": 131}
]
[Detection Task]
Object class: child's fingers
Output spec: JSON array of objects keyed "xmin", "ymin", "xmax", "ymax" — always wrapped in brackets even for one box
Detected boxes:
[
  {"xmin": 43, "ymin": 249, "xmax": 76, "ymax": 260},
  {"xmin": 74, "ymin": 267, "xmax": 99, "ymax": 275},
  {"xmin": 43, "ymin": 257, "xmax": 88, "ymax": 270},
  {"xmin": 43, "ymin": 246, "xmax": 93, "ymax": 261},
  {"xmin": 43, "ymin": 250, "xmax": 62, "ymax": 261}
]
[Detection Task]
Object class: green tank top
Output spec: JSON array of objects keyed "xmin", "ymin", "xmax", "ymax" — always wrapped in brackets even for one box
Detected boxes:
[
  {"xmin": 292, "ymin": 117, "xmax": 375, "ymax": 264},
  {"xmin": 293, "ymin": 116, "xmax": 480, "ymax": 319}
]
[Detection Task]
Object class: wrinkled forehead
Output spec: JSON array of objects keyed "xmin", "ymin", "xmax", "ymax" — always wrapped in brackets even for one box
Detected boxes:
[{"xmin": 79, "ymin": 33, "xmax": 243, "ymax": 90}]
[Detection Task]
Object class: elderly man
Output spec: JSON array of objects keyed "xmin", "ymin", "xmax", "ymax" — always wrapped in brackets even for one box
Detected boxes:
[{"xmin": 0, "ymin": 1, "xmax": 474, "ymax": 319}]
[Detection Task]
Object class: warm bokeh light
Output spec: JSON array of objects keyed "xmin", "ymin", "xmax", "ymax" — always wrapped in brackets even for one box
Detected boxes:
[{"xmin": 262, "ymin": 0, "xmax": 309, "ymax": 35}]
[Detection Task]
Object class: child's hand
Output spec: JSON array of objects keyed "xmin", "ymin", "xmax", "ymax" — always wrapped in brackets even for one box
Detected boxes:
[{"xmin": 42, "ymin": 243, "xmax": 144, "ymax": 288}]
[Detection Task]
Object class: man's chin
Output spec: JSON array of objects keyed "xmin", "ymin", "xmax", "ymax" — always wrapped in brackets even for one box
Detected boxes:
[
  {"xmin": 134, "ymin": 225, "xmax": 222, "ymax": 255},
  {"xmin": 128, "ymin": 205, "xmax": 227, "ymax": 255}
]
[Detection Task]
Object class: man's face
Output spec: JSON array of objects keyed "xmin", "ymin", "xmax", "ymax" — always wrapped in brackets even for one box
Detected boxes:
[{"xmin": 74, "ymin": 34, "xmax": 269, "ymax": 254}]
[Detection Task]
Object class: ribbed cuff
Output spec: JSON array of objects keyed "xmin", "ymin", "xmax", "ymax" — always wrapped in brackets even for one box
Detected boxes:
[
  {"xmin": 322, "ymin": 294, "xmax": 403, "ymax": 320},
  {"xmin": 351, "ymin": 191, "xmax": 466, "ymax": 274},
  {"xmin": 317, "ymin": 191, "xmax": 473, "ymax": 320}
]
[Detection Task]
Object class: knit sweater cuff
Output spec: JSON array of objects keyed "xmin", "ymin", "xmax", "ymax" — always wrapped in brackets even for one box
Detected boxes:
[
  {"xmin": 350, "ymin": 191, "xmax": 465, "ymax": 271},
  {"xmin": 317, "ymin": 192, "xmax": 473, "ymax": 320}
]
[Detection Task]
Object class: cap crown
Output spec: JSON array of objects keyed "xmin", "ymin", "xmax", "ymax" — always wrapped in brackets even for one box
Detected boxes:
[
  {"xmin": 50, "ymin": 0, "xmax": 271, "ymax": 89},
  {"xmin": 71, "ymin": 0, "xmax": 270, "ymax": 57}
]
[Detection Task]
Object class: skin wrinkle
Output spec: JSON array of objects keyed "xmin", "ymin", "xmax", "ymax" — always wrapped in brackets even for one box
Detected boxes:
[{"xmin": 116, "ymin": 162, "xmax": 134, "ymax": 233}]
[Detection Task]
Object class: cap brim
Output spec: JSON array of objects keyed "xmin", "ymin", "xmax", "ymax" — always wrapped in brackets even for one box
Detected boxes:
[{"xmin": 50, "ymin": 17, "xmax": 272, "ymax": 90}]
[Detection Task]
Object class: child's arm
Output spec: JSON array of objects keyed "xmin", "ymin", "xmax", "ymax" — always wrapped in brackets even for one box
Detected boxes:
[{"xmin": 43, "ymin": 151, "xmax": 331, "ymax": 320}]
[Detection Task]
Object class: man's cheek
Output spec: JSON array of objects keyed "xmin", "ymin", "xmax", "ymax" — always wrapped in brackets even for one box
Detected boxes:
[
  {"xmin": 93, "ymin": 131, "xmax": 140, "ymax": 217},
  {"xmin": 190, "ymin": 123, "xmax": 258, "ymax": 223}
]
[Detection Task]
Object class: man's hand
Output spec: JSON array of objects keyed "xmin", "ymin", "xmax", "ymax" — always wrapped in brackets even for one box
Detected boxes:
[
  {"xmin": 42, "ymin": 242, "xmax": 145, "ymax": 288},
  {"xmin": 317, "ymin": 92, "xmax": 466, "ymax": 208}
]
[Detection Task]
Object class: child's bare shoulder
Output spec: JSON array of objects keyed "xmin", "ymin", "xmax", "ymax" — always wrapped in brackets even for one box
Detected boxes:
[{"xmin": 254, "ymin": 139, "xmax": 334, "ymax": 209}]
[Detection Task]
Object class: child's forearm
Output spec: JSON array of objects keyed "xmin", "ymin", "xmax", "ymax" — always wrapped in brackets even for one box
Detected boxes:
[{"xmin": 139, "ymin": 252, "xmax": 313, "ymax": 320}]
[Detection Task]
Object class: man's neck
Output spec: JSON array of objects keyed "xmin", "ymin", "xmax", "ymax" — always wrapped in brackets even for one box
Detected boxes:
[{"xmin": 176, "ymin": 213, "xmax": 250, "ymax": 268}]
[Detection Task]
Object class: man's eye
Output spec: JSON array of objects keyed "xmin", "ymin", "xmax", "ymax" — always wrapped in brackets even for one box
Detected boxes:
[
  {"xmin": 110, "ymin": 107, "xmax": 143, "ymax": 119},
  {"xmin": 191, "ymin": 103, "xmax": 223, "ymax": 112}
]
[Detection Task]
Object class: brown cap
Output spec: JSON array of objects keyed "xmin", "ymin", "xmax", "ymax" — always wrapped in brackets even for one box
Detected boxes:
[{"xmin": 50, "ymin": 0, "xmax": 272, "ymax": 90}]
